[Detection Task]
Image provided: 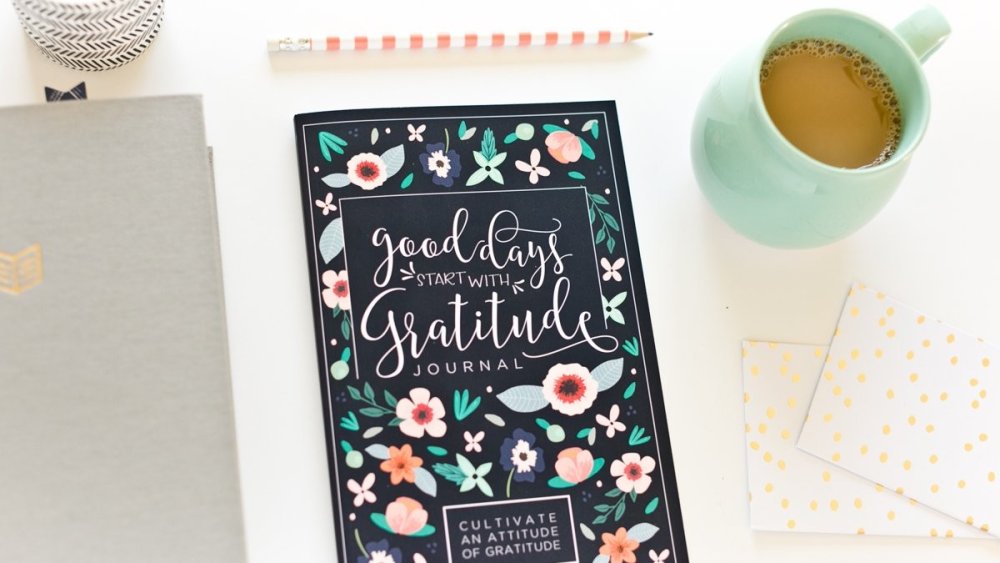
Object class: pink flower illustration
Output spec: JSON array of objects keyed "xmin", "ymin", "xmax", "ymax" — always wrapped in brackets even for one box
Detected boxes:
[
  {"xmin": 346, "ymin": 152, "xmax": 388, "ymax": 190},
  {"xmin": 541, "ymin": 363, "xmax": 599, "ymax": 416},
  {"xmin": 611, "ymin": 452, "xmax": 656, "ymax": 494},
  {"xmin": 515, "ymin": 148, "xmax": 551, "ymax": 184},
  {"xmin": 555, "ymin": 447, "xmax": 596, "ymax": 484},
  {"xmin": 545, "ymin": 130, "xmax": 583, "ymax": 164},
  {"xmin": 384, "ymin": 496, "xmax": 428, "ymax": 536},
  {"xmin": 395, "ymin": 388, "xmax": 447, "ymax": 438},
  {"xmin": 321, "ymin": 270, "xmax": 351, "ymax": 310}
]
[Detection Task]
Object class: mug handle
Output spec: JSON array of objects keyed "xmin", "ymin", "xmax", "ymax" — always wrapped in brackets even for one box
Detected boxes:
[{"xmin": 894, "ymin": 5, "xmax": 951, "ymax": 63}]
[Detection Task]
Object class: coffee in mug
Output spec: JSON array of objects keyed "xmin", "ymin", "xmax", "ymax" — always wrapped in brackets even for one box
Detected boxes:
[{"xmin": 761, "ymin": 39, "xmax": 901, "ymax": 169}]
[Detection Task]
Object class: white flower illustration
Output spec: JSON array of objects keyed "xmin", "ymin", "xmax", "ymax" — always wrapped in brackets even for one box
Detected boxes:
[
  {"xmin": 596, "ymin": 404, "xmax": 626, "ymax": 438},
  {"xmin": 396, "ymin": 388, "xmax": 447, "ymax": 438},
  {"xmin": 611, "ymin": 452, "xmax": 656, "ymax": 494}
]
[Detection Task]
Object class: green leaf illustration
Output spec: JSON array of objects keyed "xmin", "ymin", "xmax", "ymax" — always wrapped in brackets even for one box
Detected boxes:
[
  {"xmin": 542, "ymin": 124, "xmax": 568, "ymax": 134},
  {"xmin": 318, "ymin": 218, "xmax": 345, "ymax": 263},
  {"xmin": 453, "ymin": 389, "xmax": 482, "ymax": 421},
  {"xmin": 318, "ymin": 131, "xmax": 347, "ymax": 161},
  {"xmin": 496, "ymin": 385, "xmax": 548, "ymax": 413},
  {"xmin": 321, "ymin": 173, "xmax": 350, "ymax": 188},
  {"xmin": 503, "ymin": 132, "xmax": 518, "ymax": 144},
  {"xmin": 339, "ymin": 412, "xmax": 359, "ymax": 431},
  {"xmin": 458, "ymin": 120, "xmax": 467, "ymax": 139},
  {"xmin": 384, "ymin": 390, "xmax": 398, "ymax": 409},
  {"xmin": 568, "ymin": 171, "xmax": 586, "ymax": 180},
  {"xmin": 592, "ymin": 357, "xmax": 624, "ymax": 391},
  {"xmin": 413, "ymin": 467, "xmax": 438, "ymax": 497},
  {"xmin": 380, "ymin": 144, "xmax": 405, "ymax": 177},
  {"xmin": 579, "ymin": 137, "xmax": 596, "ymax": 160},
  {"xmin": 623, "ymin": 382, "xmax": 637, "ymax": 399},
  {"xmin": 622, "ymin": 337, "xmax": 640, "ymax": 357},
  {"xmin": 644, "ymin": 497, "xmax": 660, "ymax": 514},
  {"xmin": 364, "ymin": 444, "xmax": 390, "ymax": 459},
  {"xmin": 627, "ymin": 523, "xmax": 659, "ymax": 542},
  {"xmin": 629, "ymin": 425, "xmax": 651, "ymax": 446},
  {"xmin": 480, "ymin": 128, "xmax": 497, "ymax": 161},
  {"xmin": 399, "ymin": 172, "xmax": 414, "ymax": 190},
  {"xmin": 427, "ymin": 445, "xmax": 449, "ymax": 457}
]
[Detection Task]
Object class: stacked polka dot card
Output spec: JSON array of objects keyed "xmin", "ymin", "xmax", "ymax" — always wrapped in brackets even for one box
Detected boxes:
[
  {"xmin": 742, "ymin": 341, "xmax": 984, "ymax": 538},
  {"xmin": 797, "ymin": 283, "xmax": 1000, "ymax": 537}
]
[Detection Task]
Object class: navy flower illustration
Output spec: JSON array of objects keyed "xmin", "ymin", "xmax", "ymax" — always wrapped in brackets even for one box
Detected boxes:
[
  {"xmin": 499, "ymin": 428, "xmax": 545, "ymax": 496},
  {"xmin": 358, "ymin": 539, "xmax": 402, "ymax": 563},
  {"xmin": 419, "ymin": 142, "xmax": 462, "ymax": 187}
]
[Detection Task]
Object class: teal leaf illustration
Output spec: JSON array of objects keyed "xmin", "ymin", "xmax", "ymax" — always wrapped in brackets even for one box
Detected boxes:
[
  {"xmin": 496, "ymin": 385, "xmax": 548, "ymax": 412},
  {"xmin": 432, "ymin": 462, "xmax": 466, "ymax": 485},
  {"xmin": 466, "ymin": 167, "xmax": 490, "ymax": 186},
  {"xmin": 626, "ymin": 523, "xmax": 660, "ymax": 542},
  {"xmin": 547, "ymin": 476, "xmax": 575, "ymax": 489},
  {"xmin": 388, "ymin": 417, "xmax": 402, "ymax": 426},
  {"xmin": 590, "ymin": 193, "xmax": 610, "ymax": 205},
  {"xmin": 399, "ymin": 172, "xmax": 414, "ymax": 189},
  {"xmin": 614, "ymin": 502, "xmax": 626, "ymax": 521},
  {"xmin": 359, "ymin": 407, "xmax": 384, "ymax": 417},
  {"xmin": 340, "ymin": 411, "xmax": 359, "ymax": 431},
  {"xmin": 579, "ymin": 522, "xmax": 596, "ymax": 541},
  {"xmin": 321, "ymin": 173, "xmax": 350, "ymax": 188},
  {"xmin": 480, "ymin": 128, "xmax": 497, "ymax": 160},
  {"xmin": 364, "ymin": 444, "xmax": 390, "ymax": 459},
  {"xmin": 413, "ymin": 467, "xmax": 438, "ymax": 497},
  {"xmin": 568, "ymin": 171, "xmax": 586, "ymax": 180},
  {"xmin": 607, "ymin": 236, "xmax": 617, "ymax": 254},
  {"xmin": 340, "ymin": 347, "xmax": 351, "ymax": 362},
  {"xmin": 591, "ymin": 123, "xmax": 600, "ymax": 140},
  {"xmin": 341, "ymin": 316, "xmax": 351, "ymax": 340},
  {"xmin": 592, "ymin": 358, "xmax": 624, "ymax": 391},
  {"xmin": 595, "ymin": 229, "xmax": 607, "ymax": 245},
  {"xmin": 340, "ymin": 440, "xmax": 353, "ymax": 453},
  {"xmin": 535, "ymin": 418, "xmax": 551, "ymax": 430},
  {"xmin": 370, "ymin": 514, "xmax": 436, "ymax": 537},
  {"xmin": 427, "ymin": 445, "xmax": 449, "ymax": 457},
  {"xmin": 542, "ymin": 124, "xmax": 568, "ymax": 134},
  {"xmin": 458, "ymin": 120, "xmax": 467, "ymax": 138},
  {"xmin": 579, "ymin": 137, "xmax": 596, "ymax": 160},
  {"xmin": 604, "ymin": 213, "xmax": 621, "ymax": 232},
  {"xmin": 629, "ymin": 425, "xmax": 651, "ymax": 446},
  {"xmin": 383, "ymin": 390, "xmax": 398, "ymax": 409},
  {"xmin": 370, "ymin": 513, "xmax": 392, "ymax": 534},
  {"xmin": 622, "ymin": 337, "xmax": 640, "ymax": 356},
  {"xmin": 644, "ymin": 496, "xmax": 660, "ymax": 514},
  {"xmin": 623, "ymin": 382, "xmax": 637, "ymax": 399},
  {"xmin": 347, "ymin": 386, "xmax": 362, "ymax": 401},
  {"xmin": 453, "ymin": 389, "xmax": 482, "ymax": 421},
  {"xmin": 409, "ymin": 524, "xmax": 437, "ymax": 537},
  {"xmin": 318, "ymin": 217, "xmax": 345, "ymax": 263},
  {"xmin": 363, "ymin": 382, "xmax": 375, "ymax": 401},
  {"xmin": 380, "ymin": 144, "xmax": 405, "ymax": 177},
  {"xmin": 503, "ymin": 132, "xmax": 518, "ymax": 144},
  {"xmin": 576, "ymin": 427, "xmax": 592, "ymax": 439},
  {"xmin": 318, "ymin": 131, "xmax": 347, "ymax": 161}
]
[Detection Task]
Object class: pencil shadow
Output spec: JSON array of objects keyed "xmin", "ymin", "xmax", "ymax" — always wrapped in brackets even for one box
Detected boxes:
[{"xmin": 266, "ymin": 43, "xmax": 648, "ymax": 74}]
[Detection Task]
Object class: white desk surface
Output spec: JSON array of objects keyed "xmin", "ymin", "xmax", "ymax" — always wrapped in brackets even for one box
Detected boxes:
[{"xmin": 2, "ymin": 1, "xmax": 999, "ymax": 561}]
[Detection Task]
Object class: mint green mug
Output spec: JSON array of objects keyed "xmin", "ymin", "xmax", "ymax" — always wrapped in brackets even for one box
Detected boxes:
[{"xmin": 691, "ymin": 7, "xmax": 950, "ymax": 248}]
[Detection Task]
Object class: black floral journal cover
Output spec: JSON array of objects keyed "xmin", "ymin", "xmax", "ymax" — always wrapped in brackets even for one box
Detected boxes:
[{"xmin": 294, "ymin": 102, "xmax": 687, "ymax": 563}]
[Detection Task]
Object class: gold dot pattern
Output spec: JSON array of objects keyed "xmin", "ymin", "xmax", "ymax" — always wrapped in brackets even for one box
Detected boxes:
[{"xmin": 795, "ymin": 284, "xmax": 1000, "ymax": 539}]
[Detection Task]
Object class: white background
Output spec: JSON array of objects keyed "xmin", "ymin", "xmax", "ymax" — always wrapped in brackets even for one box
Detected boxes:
[{"xmin": 2, "ymin": 1, "xmax": 999, "ymax": 562}]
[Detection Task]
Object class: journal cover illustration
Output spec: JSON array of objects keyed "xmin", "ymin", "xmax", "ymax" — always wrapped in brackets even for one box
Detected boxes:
[{"xmin": 295, "ymin": 102, "xmax": 687, "ymax": 563}]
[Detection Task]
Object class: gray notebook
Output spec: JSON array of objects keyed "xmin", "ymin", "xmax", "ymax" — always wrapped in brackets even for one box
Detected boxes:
[{"xmin": 0, "ymin": 96, "xmax": 246, "ymax": 563}]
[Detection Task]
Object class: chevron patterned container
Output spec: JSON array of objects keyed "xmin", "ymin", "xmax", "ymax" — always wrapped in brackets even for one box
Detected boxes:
[{"xmin": 12, "ymin": 0, "xmax": 164, "ymax": 71}]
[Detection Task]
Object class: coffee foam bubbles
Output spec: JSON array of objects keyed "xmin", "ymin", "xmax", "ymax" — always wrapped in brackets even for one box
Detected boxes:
[{"xmin": 761, "ymin": 39, "xmax": 902, "ymax": 166}]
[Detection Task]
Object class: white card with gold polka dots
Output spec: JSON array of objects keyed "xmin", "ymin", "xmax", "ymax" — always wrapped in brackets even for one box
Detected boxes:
[
  {"xmin": 797, "ymin": 283, "xmax": 1000, "ymax": 538},
  {"xmin": 743, "ymin": 340, "xmax": 984, "ymax": 538}
]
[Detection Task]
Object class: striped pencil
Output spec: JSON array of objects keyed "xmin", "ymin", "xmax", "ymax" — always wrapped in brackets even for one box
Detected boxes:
[{"xmin": 267, "ymin": 30, "xmax": 652, "ymax": 52}]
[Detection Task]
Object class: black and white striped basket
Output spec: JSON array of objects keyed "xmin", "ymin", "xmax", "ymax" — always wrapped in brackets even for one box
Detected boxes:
[{"xmin": 13, "ymin": 0, "xmax": 164, "ymax": 71}]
